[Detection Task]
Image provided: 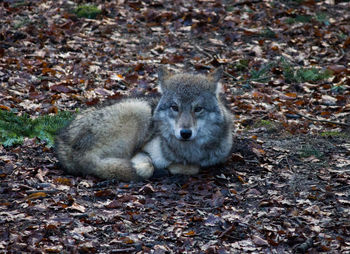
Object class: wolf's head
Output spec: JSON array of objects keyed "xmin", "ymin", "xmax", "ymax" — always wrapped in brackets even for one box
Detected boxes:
[{"xmin": 154, "ymin": 67, "xmax": 226, "ymax": 143}]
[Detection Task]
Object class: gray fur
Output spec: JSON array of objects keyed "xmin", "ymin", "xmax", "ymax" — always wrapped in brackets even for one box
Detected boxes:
[
  {"xmin": 55, "ymin": 67, "xmax": 233, "ymax": 181},
  {"xmin": 153, "ymin": 67, "xmax": 232, "ymax": 168}
]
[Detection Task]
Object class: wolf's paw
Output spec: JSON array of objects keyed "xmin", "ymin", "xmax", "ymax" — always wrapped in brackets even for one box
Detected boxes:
[
  {"xmin": 131, "ymin": 153, "xmax": 154, "ymax": 179},
  {"xmin": 134, "ymin": 162, "xmax": 154, "ymax": 179},
  {"xmin": 168, "ymin": 164, "xmax": 199, "ymax": 175}
]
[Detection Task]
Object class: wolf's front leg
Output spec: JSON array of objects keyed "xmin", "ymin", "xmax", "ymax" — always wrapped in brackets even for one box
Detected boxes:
[
  {"xmin": 131, "ymin": 152, "xmax": 154, "ymax": 179},
  {"xmin": 168, "ymin": 164, "xmax": 200, "ymax": 175}
]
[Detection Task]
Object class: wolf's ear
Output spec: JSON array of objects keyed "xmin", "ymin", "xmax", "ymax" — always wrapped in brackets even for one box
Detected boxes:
[
  {"xmin": 158, "ymin": 66, "xmax": 171, "ymax": 93},
  {"xmin": 208, "ymin": 66, "xmax": 223, "ymax": 83},
  {"xmin": 208, "ymin": 66, "xmax": 224, "ymax": 96}
]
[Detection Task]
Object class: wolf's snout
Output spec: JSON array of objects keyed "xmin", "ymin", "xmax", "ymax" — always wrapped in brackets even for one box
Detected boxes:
[{"xmin": 180, "ymin": 129, "xmax": 192, "ymax": 140}]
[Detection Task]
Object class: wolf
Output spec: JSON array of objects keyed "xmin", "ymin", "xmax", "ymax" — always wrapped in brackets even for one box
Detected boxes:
[{"xmin": 55, "ymin": 67, "xmax": 233, "ymax": 181}]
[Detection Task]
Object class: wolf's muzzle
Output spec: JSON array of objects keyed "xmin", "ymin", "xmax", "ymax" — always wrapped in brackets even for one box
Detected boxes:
[{"xmin": 180, "ymin": 129, "xmax": 192, "ymax": 140}]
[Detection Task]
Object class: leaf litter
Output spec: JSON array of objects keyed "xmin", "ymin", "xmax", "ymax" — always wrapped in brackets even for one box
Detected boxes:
[{"xmin": 0, "ymin": 0, "xmax": 350, "ymax": 253}]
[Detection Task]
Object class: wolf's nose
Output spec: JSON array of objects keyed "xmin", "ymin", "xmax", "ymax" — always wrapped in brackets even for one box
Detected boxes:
[{"xmin": 180, "ymin": 129, "xmax": 192, "ymax": 140}]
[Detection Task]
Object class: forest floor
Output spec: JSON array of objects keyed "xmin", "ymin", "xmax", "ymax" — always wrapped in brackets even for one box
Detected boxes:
[{"xmin": 0, "ymin": 0, "xmax": 350, "ymax": 253}]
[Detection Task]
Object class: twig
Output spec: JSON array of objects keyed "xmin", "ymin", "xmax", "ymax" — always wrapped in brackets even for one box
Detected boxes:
[
  {"xmin": 111, "ymin": 247, "xmax": 136, "ymax": 253},
  {"xmin": 26, "ymin": 190, "xmax": 59, "ymax": 194},
  {"xmin": 284, "ymin": 157, "xmax": 292, "ymax": 171},
  {"xmin": 232, "ymin": 0, "xmax": 263, "ymax": 6},
  {"xmin": 194, "ymin": 45, "xmax": 215, "ymax": 60},
  {"xmin": 219, "ymin": 225, "xmax": 235, "ymax": 238},
  {"xmin": 238, "ymin": 183, "xmax": 259, "ymax": 195},
  {"xmin": 296, "ymin": 112, "xmax": 350, "ymax": 127},
  {"xmin": 223, "ymin": 71, "xmax": 237, "ymax": 80}
]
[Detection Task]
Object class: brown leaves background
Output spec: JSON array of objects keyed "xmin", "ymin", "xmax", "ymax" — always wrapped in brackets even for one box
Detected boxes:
[{"xmin": 1, "ymin": 0, "xmax": 350, "ymax": 253}]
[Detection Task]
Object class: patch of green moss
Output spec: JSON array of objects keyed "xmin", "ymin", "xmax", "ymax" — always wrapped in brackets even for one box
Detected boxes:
[
  {"xmin": 250, "ymin": 119, "xmax": 280, "ymax": 133},
  {"xmin": 11, "ymin": 1, "xmax": 29, "ymax": 8},
  {"xmin": 285, "ymin": 15, "xmax": 313, "ymax": 24},
  {"xmin": 255, "ymin": 120, "xmax": 274, "ymax": 127},
  {"xmin": 315, "ymin": 12, "xmax": 329, "ymax": 25},
  {"xmin": 299, "ymin": 145, "xmax": 324, "ymax": 159},
  {"xmin": 260, "ymin": 28, "xmax": 276, "ymax": 38},
  {"xmin": 320, "ymin": 131, "xmax": 348, "ymax": 138},
  {"xmin": 74, "ymin": 4, "xmax": 101, "ymax": 19},
  {"xmin": 14, "ymin": 18, "xmax": 31, "ymax": 29}
]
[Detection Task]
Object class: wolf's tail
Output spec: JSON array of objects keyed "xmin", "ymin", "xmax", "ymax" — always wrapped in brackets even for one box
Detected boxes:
[{"xmin": 55, "ymin": 137, "xmax": 141, "ymax": 181}]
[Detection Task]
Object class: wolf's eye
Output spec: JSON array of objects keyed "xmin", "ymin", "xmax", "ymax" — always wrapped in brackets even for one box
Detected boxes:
[
  {"xmin": 171, "ymin": 105, "xmax": 179, "ymax": 112},
  {"xmin": 194, "ymin": 106, "xmax": 203, "ymax": 113}
]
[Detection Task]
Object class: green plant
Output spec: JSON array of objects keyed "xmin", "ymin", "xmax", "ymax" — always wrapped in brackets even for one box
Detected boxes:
[
  {"xmin": 11, "ymin": 0, "xmax": 29, "ymax": 8},
  {"xmin": 0, "ymin": 110, "xmax": 74, "ymax": 147},
  {"xmin": 315, "ymin": 12, "xmax": 329, "ymax": 25},
  {"xmin": 295, "ymin": 15, "xmax": 312, "ymax": 23},
  {"xmin": 256, "ymin": 120, "xmax": 273, "ymax": 127},
  {"xmin": 281, "ymin": 59, "xmax": 332, "ymax": 83},
  {"xmin": 250, "ymin": 62, "xmax": 274, "ymax": 83},
  {"xmin": 13, "ymin": 18, "xmax": 31, "ymax": 29},
  {"xmin": 252, "ymin": 119, "xmax": 280, "ymax": 133},
  {"xmin": 237, "ymin": 57, "xmax": 332, "ymax": 85},
  {"xmin": 285, "ymin": 12, "xmax": 329, "ymax": 25},
  {"xmin": 297, "ymin": 68, "xmax": 331, "ymax": 82},
  {"xmin": 285, "ymin": 15, "xmax": 313, "ymax": 24},
  {"xmin": 74, "ymin": 4, "xmax": 102, "ymax": 19},
  {"xmin": 299, "ymin": 145, "xmax": 324, "ymax": 159},
  {"xmin": 225, "ymin": 5, "xmax": 234, "ymax": 12},
  {"xmin": 260, "ymin": 28, "xmax": 276, "ymax": 38},
  {"xmin": 331, "ymin": 84, "xmax": 346, "ymax": 94},
  {"xmin": 236, "ymin": 59, "xmax": 249, "ymax": 71},
  {"xmin": 337, "ymin": 32, "xmax": 347, "ymax": 40},
  {"xmin": 242, "ymin": 7, "xmax": 254, "ymax": 13},
  {"xmin": 320, "ymin": 131, "xmax": 348, "ymax": 138}
]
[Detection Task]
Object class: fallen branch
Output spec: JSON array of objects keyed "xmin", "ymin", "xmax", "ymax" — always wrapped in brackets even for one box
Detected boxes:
[
  {"xmin": 296, "ymin": 112, "xmax": 350, "ymax": 127},
  {"xmin": 112, "ymin": 248, "xmax": 136, "ymax": 253},
  {"xmin": 219, "ymin": 225, "xmax": 236, "ymax": 238},
  {"xmin": 238, "ymin": 183, "xmax": 259, "ymax": 195},
  {"xmin": 193, "ymin": 45, "xmax": 216, "ymax": 60},
  {"xmin": 26, "ymin": 190, "xmax": 59, "ymax": 194},
  {"xmin": 232, "ymin": 0, "xmax": 263, "ymax": 6}
]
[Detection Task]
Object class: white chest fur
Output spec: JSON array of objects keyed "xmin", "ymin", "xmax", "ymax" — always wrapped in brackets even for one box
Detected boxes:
[{"xmin": 142, "ymin": 136, "xmax": 171, "ymax": 169}]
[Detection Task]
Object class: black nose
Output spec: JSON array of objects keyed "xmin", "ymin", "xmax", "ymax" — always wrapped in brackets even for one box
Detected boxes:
[{"xmin": 180, "ymin": 129, "xmax": 192, "ymax": 140}]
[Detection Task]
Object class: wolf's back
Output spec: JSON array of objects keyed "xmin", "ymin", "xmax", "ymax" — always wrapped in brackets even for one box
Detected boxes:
[{"xmin": 55, "ymin": 97, "xmax": 158, "ymax": 181}]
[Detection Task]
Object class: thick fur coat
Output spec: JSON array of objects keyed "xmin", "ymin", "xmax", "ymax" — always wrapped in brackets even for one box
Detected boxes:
[{"xmin": 55, "ymin": 67, "xmax": 233, "ymax": 181}]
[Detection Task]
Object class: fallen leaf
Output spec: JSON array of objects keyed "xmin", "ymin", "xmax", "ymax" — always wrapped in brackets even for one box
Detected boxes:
[
  {"xmin": 252, "ymin": 235, "xmax": 269, "ymax": 246},
  {"xmin": 25, "ymin": 192, "xmax": 47, "ymax": 200},
  {"xmin": 69, "ymin": 203, "xmax": 86, "ymax": 213},
  {"xmin": 184, "ymin": 230, "xmax": 196, "ymax": 236}
]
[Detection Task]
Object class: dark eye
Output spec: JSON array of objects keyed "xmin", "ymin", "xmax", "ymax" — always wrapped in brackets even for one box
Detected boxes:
[
  {"xmin": 194, "ymin": 106, "xmax": 203, "ymax": 113},
  {"xmin": 171, "ymin": 105, "xmax": 179, "ymax": 112}
]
